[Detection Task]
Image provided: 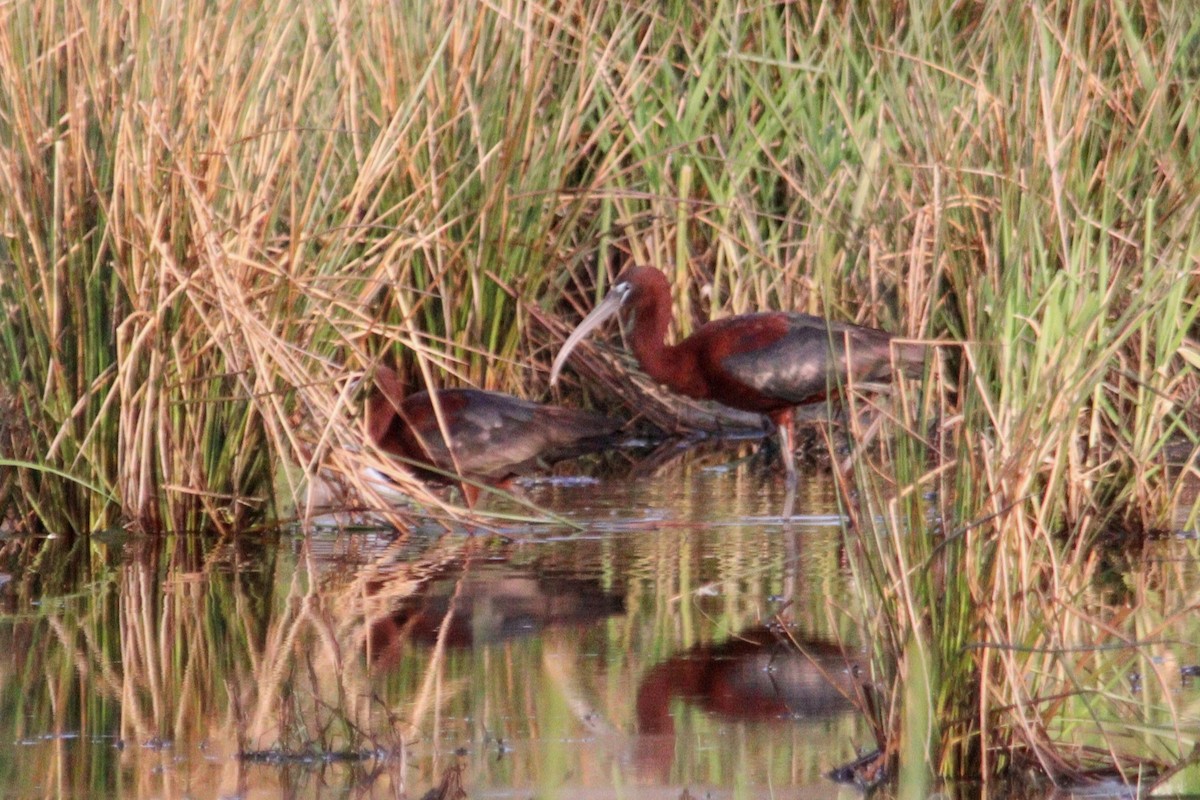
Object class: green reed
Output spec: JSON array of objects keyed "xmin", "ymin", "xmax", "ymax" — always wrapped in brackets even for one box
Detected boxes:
[{"xmin": 807, "ymin": 1, "xmax": 1200, "ymax": 786}]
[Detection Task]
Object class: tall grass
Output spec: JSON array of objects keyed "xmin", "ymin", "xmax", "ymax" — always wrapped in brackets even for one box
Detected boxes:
[
  {"xmin": 786, "ymin": 2, "xmax": 1200, "ymax": 786},
  {"xmin": 1, "ymin": 0, "xmax": 1198, "ymax": 784}
]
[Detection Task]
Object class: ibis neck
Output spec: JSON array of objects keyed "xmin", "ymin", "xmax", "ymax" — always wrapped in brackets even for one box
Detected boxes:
[{"xmin": 626, "ymin": 302, "xmax": 704, "ymax": 398}]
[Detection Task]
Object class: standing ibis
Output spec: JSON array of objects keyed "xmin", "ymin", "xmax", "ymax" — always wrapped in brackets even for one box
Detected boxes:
[
  {"xmin": 364, "ymin": 364, "xmax": 623, "ymax": 506},
  {"xmin": 549, "ymin": 265, "xmax": 924, "ymax": 481}
]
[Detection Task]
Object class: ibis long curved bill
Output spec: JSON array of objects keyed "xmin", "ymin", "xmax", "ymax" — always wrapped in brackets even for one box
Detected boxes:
[{"xmin": 548, "ymin": 288, "xmax": 627, "ymax": 385}]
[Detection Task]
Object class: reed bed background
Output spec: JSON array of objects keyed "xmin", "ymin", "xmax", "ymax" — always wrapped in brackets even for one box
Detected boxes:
[{"xmin": 2, "ymin": 0, "xmax": 1199, "ymax": 789}]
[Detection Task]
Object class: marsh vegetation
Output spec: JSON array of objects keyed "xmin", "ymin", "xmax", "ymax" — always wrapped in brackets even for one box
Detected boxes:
[{"xmin": 2, "ymin": 0, "xmax": 1198, "ymax": 795}]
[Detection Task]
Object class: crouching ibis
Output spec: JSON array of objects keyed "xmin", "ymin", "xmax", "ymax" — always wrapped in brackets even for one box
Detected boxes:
[{"xmin": 364, "ymin": 364, "xmax": 623, "ymax": 505}]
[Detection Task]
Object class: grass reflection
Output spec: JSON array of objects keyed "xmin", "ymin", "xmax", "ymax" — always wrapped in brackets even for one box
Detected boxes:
[
  {"xmin": 0, "ymin": 463, "xmax": 875, "ymax": 798},
  {"xmin": 4, "ymin": 458, "xmax": 1194, "ymax": 797}
]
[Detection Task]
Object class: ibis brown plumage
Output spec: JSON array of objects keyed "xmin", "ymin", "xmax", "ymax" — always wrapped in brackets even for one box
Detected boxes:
[
  {"xmin": 365, "ymin": 364, "xmax": 623, "ymax": 505},
  {"xmin": 549, "ymin": 265, "xmax": 924, "ymax": 481}
]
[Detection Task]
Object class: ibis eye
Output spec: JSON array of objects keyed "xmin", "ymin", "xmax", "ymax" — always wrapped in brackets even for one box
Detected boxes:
[{"xmin": 614, "ymin": 281, "xmax": 632, "ymax": 300}]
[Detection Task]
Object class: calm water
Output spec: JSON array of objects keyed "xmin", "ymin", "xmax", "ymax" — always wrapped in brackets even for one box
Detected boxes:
[{"xmin": 1, "ymin": 445, "xmax": 1197, "ymax": 799}]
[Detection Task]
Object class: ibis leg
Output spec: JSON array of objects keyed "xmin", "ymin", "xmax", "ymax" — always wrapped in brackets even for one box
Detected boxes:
[{"xmin": 773, "ymin": 408, "xmax": 797, "ymax": 484}]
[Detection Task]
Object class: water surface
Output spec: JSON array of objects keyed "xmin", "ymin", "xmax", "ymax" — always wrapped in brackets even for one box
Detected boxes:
[{"xmin": 1, "ymin": 446, "xmax": 1197, "ymax": 799}]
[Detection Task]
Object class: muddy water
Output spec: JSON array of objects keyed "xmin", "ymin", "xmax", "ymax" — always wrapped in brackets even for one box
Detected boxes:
[{"xmin": 0, "ymin": 446, "xmax": 1197, "ymax": 799}]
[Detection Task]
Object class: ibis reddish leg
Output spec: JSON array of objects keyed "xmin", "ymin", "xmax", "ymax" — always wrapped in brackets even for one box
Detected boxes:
[{"xmin": 771, "ymin": 407, "xmax": 797, "ymax": 484}]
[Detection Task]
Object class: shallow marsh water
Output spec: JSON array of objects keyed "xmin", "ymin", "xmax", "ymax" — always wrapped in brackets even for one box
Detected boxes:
[{"xmin": 1, "ymin": 445, "xmax": 1198, "ymax": 799}]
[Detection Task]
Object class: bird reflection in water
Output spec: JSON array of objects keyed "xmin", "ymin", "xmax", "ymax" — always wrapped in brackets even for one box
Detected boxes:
[
  {"xmin": 634, "ymin": 625, "xmax": 868, "ymax": 780},
  {"xmin": 366, "ymin": 563, "xmax": 625, "ymax": 669}
]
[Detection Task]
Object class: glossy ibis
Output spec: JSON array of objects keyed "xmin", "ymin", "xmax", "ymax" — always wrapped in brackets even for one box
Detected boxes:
[
  {"xmin": 364, "ymin": 364, "xmax": 622, "ymax": 505},
  {"xmin": 549, "ymin": 265, "xmax": 924, "ymax": 480}
]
